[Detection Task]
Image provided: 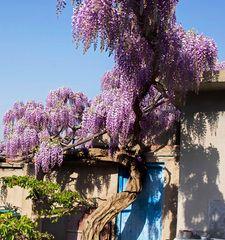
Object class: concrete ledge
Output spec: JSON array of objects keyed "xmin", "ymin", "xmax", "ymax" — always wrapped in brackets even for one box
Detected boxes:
[
  {"xmin": 0, "ymin": 162, "xmax": 24, "ymax": 169},
  {"xmin": 199, "ymin": 70, "xmax": 225, "ymax": 91}
]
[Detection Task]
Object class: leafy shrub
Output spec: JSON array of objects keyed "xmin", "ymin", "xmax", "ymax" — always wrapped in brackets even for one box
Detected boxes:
[{"xmin": 0, "ymin": 212, "xmax": 53, "ymax": 240}]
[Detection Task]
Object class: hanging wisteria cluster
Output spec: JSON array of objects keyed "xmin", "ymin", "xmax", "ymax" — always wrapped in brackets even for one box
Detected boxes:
[
  {"xmin": 1, "ymin": 88, "xmax": 89, "ymax": 173},
  {"xmin": 68, "ymin": 0, "xmax": 223, "ymax": 148},
  {"xmin": 1, "ymin": 0, "xmax": 225, "ymax": 171}
]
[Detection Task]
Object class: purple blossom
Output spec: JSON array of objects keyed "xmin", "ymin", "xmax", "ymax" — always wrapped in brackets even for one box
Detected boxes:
[
  {"xmin": 214, "ymin": 61, "xmax": 225, "ymax": 71},
  {"xmin": 2, "ymin": 87, "xmax": 89, "ymax": 172},
  {"xmin": 56, "ymin": 0, "xmax": 67, "ymax": 15},
  {"xmin": 46, "ymin": 87, "xmax": 89, "ymax": 135},
  {"xmin": 2, "ymin": 1, "xmax": 224, "ymax": 167},
  {"xmin": 0, "ymin": 142, "xmax": 5, "ymax": 154},
  {"xmin": 34, "ymin": 142, "xmax": 63, "ymax": 173},
  {"xmin": 71, "ymin": 0, "xmax": 221, "ymax": 152}
]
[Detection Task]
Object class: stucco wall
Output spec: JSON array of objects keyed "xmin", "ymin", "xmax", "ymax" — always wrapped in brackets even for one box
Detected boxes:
[
  {"xmin": 41, "ymin": 161, "xmax": 118, "ymax": 240},
  {"xmin": 0, "ymin": 163, "xmax": 33, "ymax": 218},
  {"xmin": 0, "ymin": 160, "xmax": 118, "ymax": 240},
  {"xmin": 0, "ymin": 148, "xmax": 178, "ymax": 240},
  {"xmin": 177, "ymin": 90, "xmax": 225, "ymax": 238}
]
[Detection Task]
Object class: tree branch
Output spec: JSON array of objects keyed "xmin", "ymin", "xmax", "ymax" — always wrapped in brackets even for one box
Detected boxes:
[
  {"xmin": 81, "ymin": 155, "xmax": 143, "ymax": 240},
  {"xmin": 63, "ymin": 129, "xmax": 107, "ymax": 151}
]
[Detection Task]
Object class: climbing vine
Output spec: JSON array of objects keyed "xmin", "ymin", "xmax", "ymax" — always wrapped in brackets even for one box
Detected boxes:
[{"xmin": 1, "ymin": 175, "xmax": 90, "ymax": 221}]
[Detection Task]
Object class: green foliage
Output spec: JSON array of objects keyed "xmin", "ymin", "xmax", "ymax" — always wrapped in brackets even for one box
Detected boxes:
[
  {"xmin": 0, "ymin": 212, "xmax": 53, "ymax": 240},
  {"xmin": 1, "ymin": 175, "xmax": 89, "ymax": 221},
  {"xmin": 0, "ymin": 176, "xmax": 91, "ymax": 239}
]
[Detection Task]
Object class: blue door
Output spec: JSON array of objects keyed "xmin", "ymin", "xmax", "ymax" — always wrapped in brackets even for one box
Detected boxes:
[{"xmin": 116, "ymin": 163, "xmax": 164, "ymax": 240}]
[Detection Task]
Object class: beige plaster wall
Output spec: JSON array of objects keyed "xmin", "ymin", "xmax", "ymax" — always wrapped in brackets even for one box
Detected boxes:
[
  {"xmin": 0, "ymin": 160, "xmax": 118, "ymax": 240},
  {"xmin": 40, "ymin": 162, "xmax": 118, "ymax": 240},
  {"xmin": 0, "ymin": 149, "xmax": 178, "ymax": 240},
  {"xmin": 0, "ymin": 163, "xmax": 33, "ymax": 218},
  {"xmin": 177, "ymin": 90, "xmax": 225, "ymax": 238}
]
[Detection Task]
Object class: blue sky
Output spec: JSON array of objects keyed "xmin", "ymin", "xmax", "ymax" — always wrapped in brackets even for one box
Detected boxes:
[{"xmin": 0, "ymin": 0, "xmax": 225, "ymax": 137}]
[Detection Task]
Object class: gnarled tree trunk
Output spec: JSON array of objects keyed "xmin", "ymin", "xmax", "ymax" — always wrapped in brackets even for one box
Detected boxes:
[{"xmin": 81, "ymin": 157, "xmax": 143, "ymax": 240}]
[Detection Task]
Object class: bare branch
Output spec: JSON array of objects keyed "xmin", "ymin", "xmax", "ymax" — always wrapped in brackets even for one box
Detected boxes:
[
  {"xmin": 0, "ymin": 93, "xmax": 174, "ymax": 160},
  {"xmin": 63, "ymin": 129, "xmax": 107, "ymax": 151}
]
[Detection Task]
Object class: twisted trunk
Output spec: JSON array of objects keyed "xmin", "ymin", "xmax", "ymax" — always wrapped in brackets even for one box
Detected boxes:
[{"xmin": 81, "ymin": 158, "xmax": 143, "ymax": 240}]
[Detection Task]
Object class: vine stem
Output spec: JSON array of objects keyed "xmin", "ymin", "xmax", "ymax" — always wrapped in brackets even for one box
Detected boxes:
[{"xmin": 81, "ymin": 154, "xmax": 143, "ymax": 240}]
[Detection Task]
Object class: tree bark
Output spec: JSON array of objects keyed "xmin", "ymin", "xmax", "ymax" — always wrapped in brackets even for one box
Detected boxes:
[{"xmin": 81, "ymin": 158, "xmax": 143, "ymax": 240}]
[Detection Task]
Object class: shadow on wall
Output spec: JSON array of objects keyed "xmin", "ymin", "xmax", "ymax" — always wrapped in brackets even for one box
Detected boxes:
[
  {"xmin": 180, "ymin": 90, "xmax": 225, "ymax": 237},
  {"xmin": 180, "ymin": 142, "xmax": 224, "ymax": 233},
  {"xmin": 163, "ymin": 183, "xmax": 178, "ymax": 240},
  {"xmin": 54, "ymin": 163, "xmax": 113, "ymax": 198},
  {"xmin": 41, "ymin": 162, "xmax": 117, "ymax": 240}
]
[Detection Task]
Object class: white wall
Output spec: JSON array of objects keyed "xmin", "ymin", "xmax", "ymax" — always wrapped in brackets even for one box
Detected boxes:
[{"xmin": 177, "ymin": 90, "xmax": 225, "ymax": 238}]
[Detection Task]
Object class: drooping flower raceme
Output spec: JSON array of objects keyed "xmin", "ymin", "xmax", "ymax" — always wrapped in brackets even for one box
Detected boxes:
[
  {"xmin": 70, "ymin": 0, "xmax": 222, "ymax": 151},
  {"xmin": 2, "ymin": 88, "xmax": 89, "ymax": 173},
  {"xmin": 34, "ymin": 141, "xmax": 63, "ymax": 174},
  {"xmin": 0, "ymin": 141, "xmax": 5, "ymax": 154},
  {"xmin": 3, "ymin": 101, "xmax": 44, "ymax": 157},
  {"xmin": 3, "ymin": 0, "xmax": 225, "ymax": 169},
  {"xmin": 46, "ymin": 87, "xmax": 89, "ymax": 136},
  {"xmin": 56, "ymin": 0, "xmax": 67, "ymax": 15},
  {"xmin": 215, "ymin": 61, "xmax": 225, "ymax": 71}
]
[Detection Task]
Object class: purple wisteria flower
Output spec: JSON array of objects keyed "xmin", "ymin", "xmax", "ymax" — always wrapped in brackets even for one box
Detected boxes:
[
  {"xmin": 34, "ymin": 142, "xmax": 63, "ymax": 173},
  {"xmin": 2, "ymin": 87, "xmax": 89, "ymax": 173}
]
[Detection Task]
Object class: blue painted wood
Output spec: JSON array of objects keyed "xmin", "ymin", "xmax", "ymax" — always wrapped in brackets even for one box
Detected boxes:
[{"xmin": 116, "ymin": 163, "xmax": 164, "ymax": 240}]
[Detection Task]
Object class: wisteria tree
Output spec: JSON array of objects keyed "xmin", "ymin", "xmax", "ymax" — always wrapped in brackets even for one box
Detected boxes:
[{"xmin": 0, "ymin": 0, "xmax": 224, "ymax": 239}]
